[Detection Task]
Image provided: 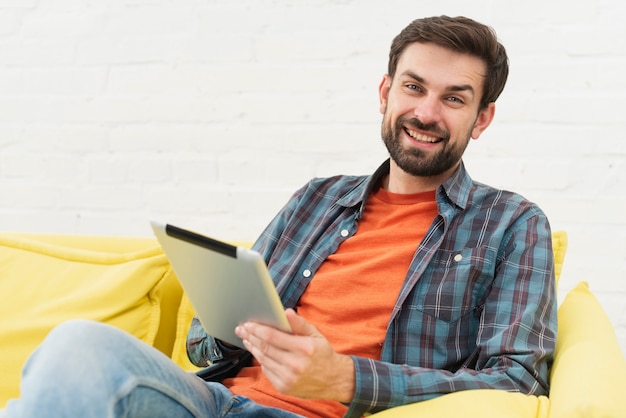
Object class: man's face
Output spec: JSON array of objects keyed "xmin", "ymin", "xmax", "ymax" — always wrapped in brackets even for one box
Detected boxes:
[{"xmin": 379, "ymin": 42, "xmax": 495, "ymax": 178}]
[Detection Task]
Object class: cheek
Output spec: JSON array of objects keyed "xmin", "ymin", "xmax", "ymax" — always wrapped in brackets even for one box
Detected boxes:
[
  {"xmin": 447, "ymin": 115, "xmax": 480, "ymax": 139},
  {"xmin": 381, "ymin": 98, "xmax": 404, "ymax": 121},
  {"xmin": 382, "ymin": 107, "xmax": 398, "ymax": 129}
]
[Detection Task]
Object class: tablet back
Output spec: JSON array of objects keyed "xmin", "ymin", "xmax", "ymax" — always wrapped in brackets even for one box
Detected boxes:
[{"xmin": 150, "ymin": 221, "xmax": 290, "ymax": 348}]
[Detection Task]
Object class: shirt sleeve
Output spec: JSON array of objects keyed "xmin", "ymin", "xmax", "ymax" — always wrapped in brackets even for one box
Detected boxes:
[
  {"xmin": 344, "ymin": 212, "xmax": 558, "ymax": 417},
  {"xmin": 186, "ymin": 317, "xmax": 246, "ymax": 367}
]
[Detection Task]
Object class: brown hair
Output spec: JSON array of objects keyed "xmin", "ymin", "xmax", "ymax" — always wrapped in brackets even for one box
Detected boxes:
[{"xmin": 388, "ymin": 16, "xmax": 509, "ymax": 110}]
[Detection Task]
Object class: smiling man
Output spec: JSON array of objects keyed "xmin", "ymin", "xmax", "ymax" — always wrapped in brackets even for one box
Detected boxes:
[
  {"xmin": 3, "ymin": 16, "xmax": 556, "ymax": 418},
  {"xmin": 380, "ymin": 41, "xmax": 494, "ymax": 185}
]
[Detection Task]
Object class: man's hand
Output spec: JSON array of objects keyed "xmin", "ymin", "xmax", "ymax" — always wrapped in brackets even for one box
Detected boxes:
[{"xmin": 234, "ymin": 308, "xmax": 355, "ymax": 403}]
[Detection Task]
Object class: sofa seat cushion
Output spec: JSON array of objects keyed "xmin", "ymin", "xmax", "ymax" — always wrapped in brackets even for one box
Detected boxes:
[
  {"xmin": 0, "ymin": 233, "xmax": 174, "ymax": 407},
  {"xmin": 369, "ymin": 390, "xmax": 548, "ymax": 417}
]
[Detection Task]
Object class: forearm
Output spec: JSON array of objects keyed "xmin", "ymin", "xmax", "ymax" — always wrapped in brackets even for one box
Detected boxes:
[{"xmin": 345, "ymin": 351, "xmax": 551, "ymax": 416}]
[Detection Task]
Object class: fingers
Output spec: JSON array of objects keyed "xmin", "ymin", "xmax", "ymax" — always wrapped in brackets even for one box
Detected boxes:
[
  {"xmin": 235, "ymin": 321, "xmax": 296, "ymax": 362},
  {"xmin": 234, "ymin": 313, "xmax": 315, "ymax": 378},
  {"xmin": 233, "ymin": 313, "xmax": 356, "ymax": 402},
  {"xmin": 235, "ymin": 321, "xmax": 314, "ymax": 396},
  {"xmin": 236, "ymin": 310, "xmax": 318, "ymax": 356}
]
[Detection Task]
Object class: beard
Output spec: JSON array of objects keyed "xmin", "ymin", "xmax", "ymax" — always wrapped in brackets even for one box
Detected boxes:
[{"xmin": 381, "ymin": 114, "xmax": 471, "ymax": 177}]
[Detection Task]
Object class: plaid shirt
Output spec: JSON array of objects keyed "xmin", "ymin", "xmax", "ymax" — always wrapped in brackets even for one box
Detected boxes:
[{"xmin": 187, "ymin": 159, "xmax": 557, "ymax": 417}]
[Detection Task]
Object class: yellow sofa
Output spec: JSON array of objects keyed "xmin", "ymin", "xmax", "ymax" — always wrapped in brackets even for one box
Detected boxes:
[{"xmin": 1, "ymin": 231, "xmax": 625, "ymax": 417}]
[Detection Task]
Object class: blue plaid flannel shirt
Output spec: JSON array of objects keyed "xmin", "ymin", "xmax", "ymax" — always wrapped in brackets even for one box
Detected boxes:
[{"xmin": 187, "ymin": 159, "xmax": 557, "ymax": 417}]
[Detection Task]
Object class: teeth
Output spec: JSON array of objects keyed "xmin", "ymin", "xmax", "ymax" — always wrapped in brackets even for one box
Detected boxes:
[{"xmin": 407, "ymin": 129, "xmax": 439, "ymax": 143}]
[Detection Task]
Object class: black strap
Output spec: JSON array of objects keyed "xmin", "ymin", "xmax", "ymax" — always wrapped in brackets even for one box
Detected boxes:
[{"xmin": 195, "ymin": 352, "xmax": 253, "ymax": 382}]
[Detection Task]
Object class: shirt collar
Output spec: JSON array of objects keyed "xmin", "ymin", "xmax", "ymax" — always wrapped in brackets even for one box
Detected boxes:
[
  {"xmin": 336, "ymin": 159, "xmax": 474, "ymax": 216},
  {"xmin": 335, "ymin": 160, "xmax": 390, "ymax": 218},
  {"xmin": 439, "ymin": 162, "xmax": 473, "ymax": 210}
]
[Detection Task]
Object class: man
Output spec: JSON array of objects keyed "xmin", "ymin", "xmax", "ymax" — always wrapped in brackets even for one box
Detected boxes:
[{"xmin": 2, "ymin": 15, "xmax": 556, "ymax": 418}]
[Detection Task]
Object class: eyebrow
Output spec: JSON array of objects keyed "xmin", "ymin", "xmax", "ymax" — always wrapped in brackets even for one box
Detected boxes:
[{"xmin": 401, "ymin": 70, "xmax": 476, "ymax": 97}]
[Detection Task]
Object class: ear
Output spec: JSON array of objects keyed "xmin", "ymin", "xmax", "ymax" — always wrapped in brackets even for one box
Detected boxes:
[
  {"xmin": 471, "ymin": 102, "xmax": 496, "ymax": 139},
  {"xmin": 378, "ymin": 74, "xmax": 391, "ymax": 115}
]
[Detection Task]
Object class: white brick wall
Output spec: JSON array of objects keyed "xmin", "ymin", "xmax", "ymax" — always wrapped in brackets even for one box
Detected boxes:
[{"xmin": 1, "ymin": 1, "xmax": 625, "ymax": 355}]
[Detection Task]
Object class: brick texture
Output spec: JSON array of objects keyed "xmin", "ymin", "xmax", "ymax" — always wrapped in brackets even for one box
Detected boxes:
[{"xmin": 0, "ymin": 0, "xmax": 624, "ymax": 354}]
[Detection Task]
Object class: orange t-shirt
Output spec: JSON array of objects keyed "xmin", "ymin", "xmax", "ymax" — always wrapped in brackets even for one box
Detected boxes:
[{"xmin": 224, "ymin": 186, "xmax": 438, "ymax": 417}]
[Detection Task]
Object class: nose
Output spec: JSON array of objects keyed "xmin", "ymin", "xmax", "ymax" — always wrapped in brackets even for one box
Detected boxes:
[{"xmin": 413, "ymin": 95, "xmax": 442, "ymax": 124}]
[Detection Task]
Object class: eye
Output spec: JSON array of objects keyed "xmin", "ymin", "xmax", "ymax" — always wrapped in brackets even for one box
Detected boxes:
[
  {"xmin": 405, "ymin": 83, "xmax": 422, "ymax": 92},
  {"xmin": 446, "ymin": 96, "xmax": 465, "ymax": 105}
]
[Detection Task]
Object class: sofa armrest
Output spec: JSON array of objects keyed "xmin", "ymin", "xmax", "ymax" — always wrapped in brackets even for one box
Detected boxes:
[
  {"xmin": 548, "ymin": 281, "xmax": 626, "ymax": 418},
  {"xmin": 0, "ymin": 233, "xmax": 175, "ymax": 408}
]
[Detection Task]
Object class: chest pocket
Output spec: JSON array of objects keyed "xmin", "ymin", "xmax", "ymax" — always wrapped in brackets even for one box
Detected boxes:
[{"xmin": 411, "ymin": 245, "xmax": 497, "ymax": 323}]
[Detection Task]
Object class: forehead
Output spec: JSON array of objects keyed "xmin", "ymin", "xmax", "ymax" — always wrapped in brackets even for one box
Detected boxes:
[{"xmin": 395, "ymin": 42, "xmax": 486, "ymax": 94}]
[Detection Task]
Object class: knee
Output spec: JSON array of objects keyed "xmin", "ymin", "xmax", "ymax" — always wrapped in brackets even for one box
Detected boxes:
[
  {"xmin": 45, "ymin": 319, "xmax": 117, "ymax": 346},
  {"xmin": 47, "ymin": 318, "xmax": 101, "ymax": 336},
  {"xmin": 13, "ymin": 321, "xmax": 143, "ymax": 415},
  {"xmin": 35, "ymin": 320, "xmax": 129, "ymax": 364},
  {"xmin": 19, "ymin": 321, "xmax": 117, "ymax": 386}
]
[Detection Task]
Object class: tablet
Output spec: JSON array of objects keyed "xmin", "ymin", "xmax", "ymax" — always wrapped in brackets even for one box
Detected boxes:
[{"xmin": 150, "ymin": 221, "xmax": 291, "ymax": 348}]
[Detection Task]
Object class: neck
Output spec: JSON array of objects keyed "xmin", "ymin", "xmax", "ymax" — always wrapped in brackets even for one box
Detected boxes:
[{"xmin": 383, "ymin": 159, "xmax": 458, "ymax": 194}]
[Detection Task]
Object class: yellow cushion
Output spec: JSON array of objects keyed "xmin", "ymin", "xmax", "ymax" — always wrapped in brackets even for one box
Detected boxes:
[
  {"xmin": 549, "ymin": 281, "xmax": 626, "ymax": 418},
  {"xmin": 151, "ymin": 263, "xmax": 184, "ymax": 357},
  {"xmin": 551, "ymin": 231, "xmax": 567, "ymax": 288},
  {"xmin": 0, "ymin": 233, "xmax": 173, "ymax": 407},
  {"xmin": 370, "ymin": 391, "xmax": 548, "ymax": 418},
  {"xmin": 170, "ymin": 292, "xmax": 203, "ymax": 371}
]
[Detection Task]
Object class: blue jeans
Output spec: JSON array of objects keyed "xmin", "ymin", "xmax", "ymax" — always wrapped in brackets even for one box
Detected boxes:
[{"xmin": 2, "ymin": 320, "xmax": 303, "ymax": 418}]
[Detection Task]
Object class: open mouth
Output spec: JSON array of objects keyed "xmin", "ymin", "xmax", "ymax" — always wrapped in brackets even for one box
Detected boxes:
[{"xmin": 404, "ymin": 127, "xmax": 442, "ymax": 144}]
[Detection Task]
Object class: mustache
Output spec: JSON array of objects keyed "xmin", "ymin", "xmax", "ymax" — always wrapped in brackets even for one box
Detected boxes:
[{"xmin": 398, "ymin": 116, "xmax": 450, "ymax": 140}]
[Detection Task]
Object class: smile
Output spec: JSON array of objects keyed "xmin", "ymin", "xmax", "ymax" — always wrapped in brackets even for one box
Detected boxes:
[{"xmin": 404, "ymin": 128, "xmax": 441, "ymax": 143}]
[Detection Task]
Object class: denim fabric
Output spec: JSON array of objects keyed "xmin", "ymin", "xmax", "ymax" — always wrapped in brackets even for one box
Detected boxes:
[{"xmin": 3, "ymin": 320, "xmax": 302, "ymax": 418}]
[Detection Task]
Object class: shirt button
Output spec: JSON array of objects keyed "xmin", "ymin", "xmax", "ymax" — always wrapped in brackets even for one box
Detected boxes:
[
  {"xmin": 340, "ymin": 229, "xmax": 349, "ymax": 237},
  {"xmin": 303, "ymin": 269, "xmax": 312, "ymax": 278},
  {"xmin": 454, "ymin": 254, "xmax": 463, "ymax": 262}
]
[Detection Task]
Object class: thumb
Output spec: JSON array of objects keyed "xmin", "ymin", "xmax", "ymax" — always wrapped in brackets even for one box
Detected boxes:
[{"xmin": 285, "ymin": 308, "xmax": 320, "ymax": 337}]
